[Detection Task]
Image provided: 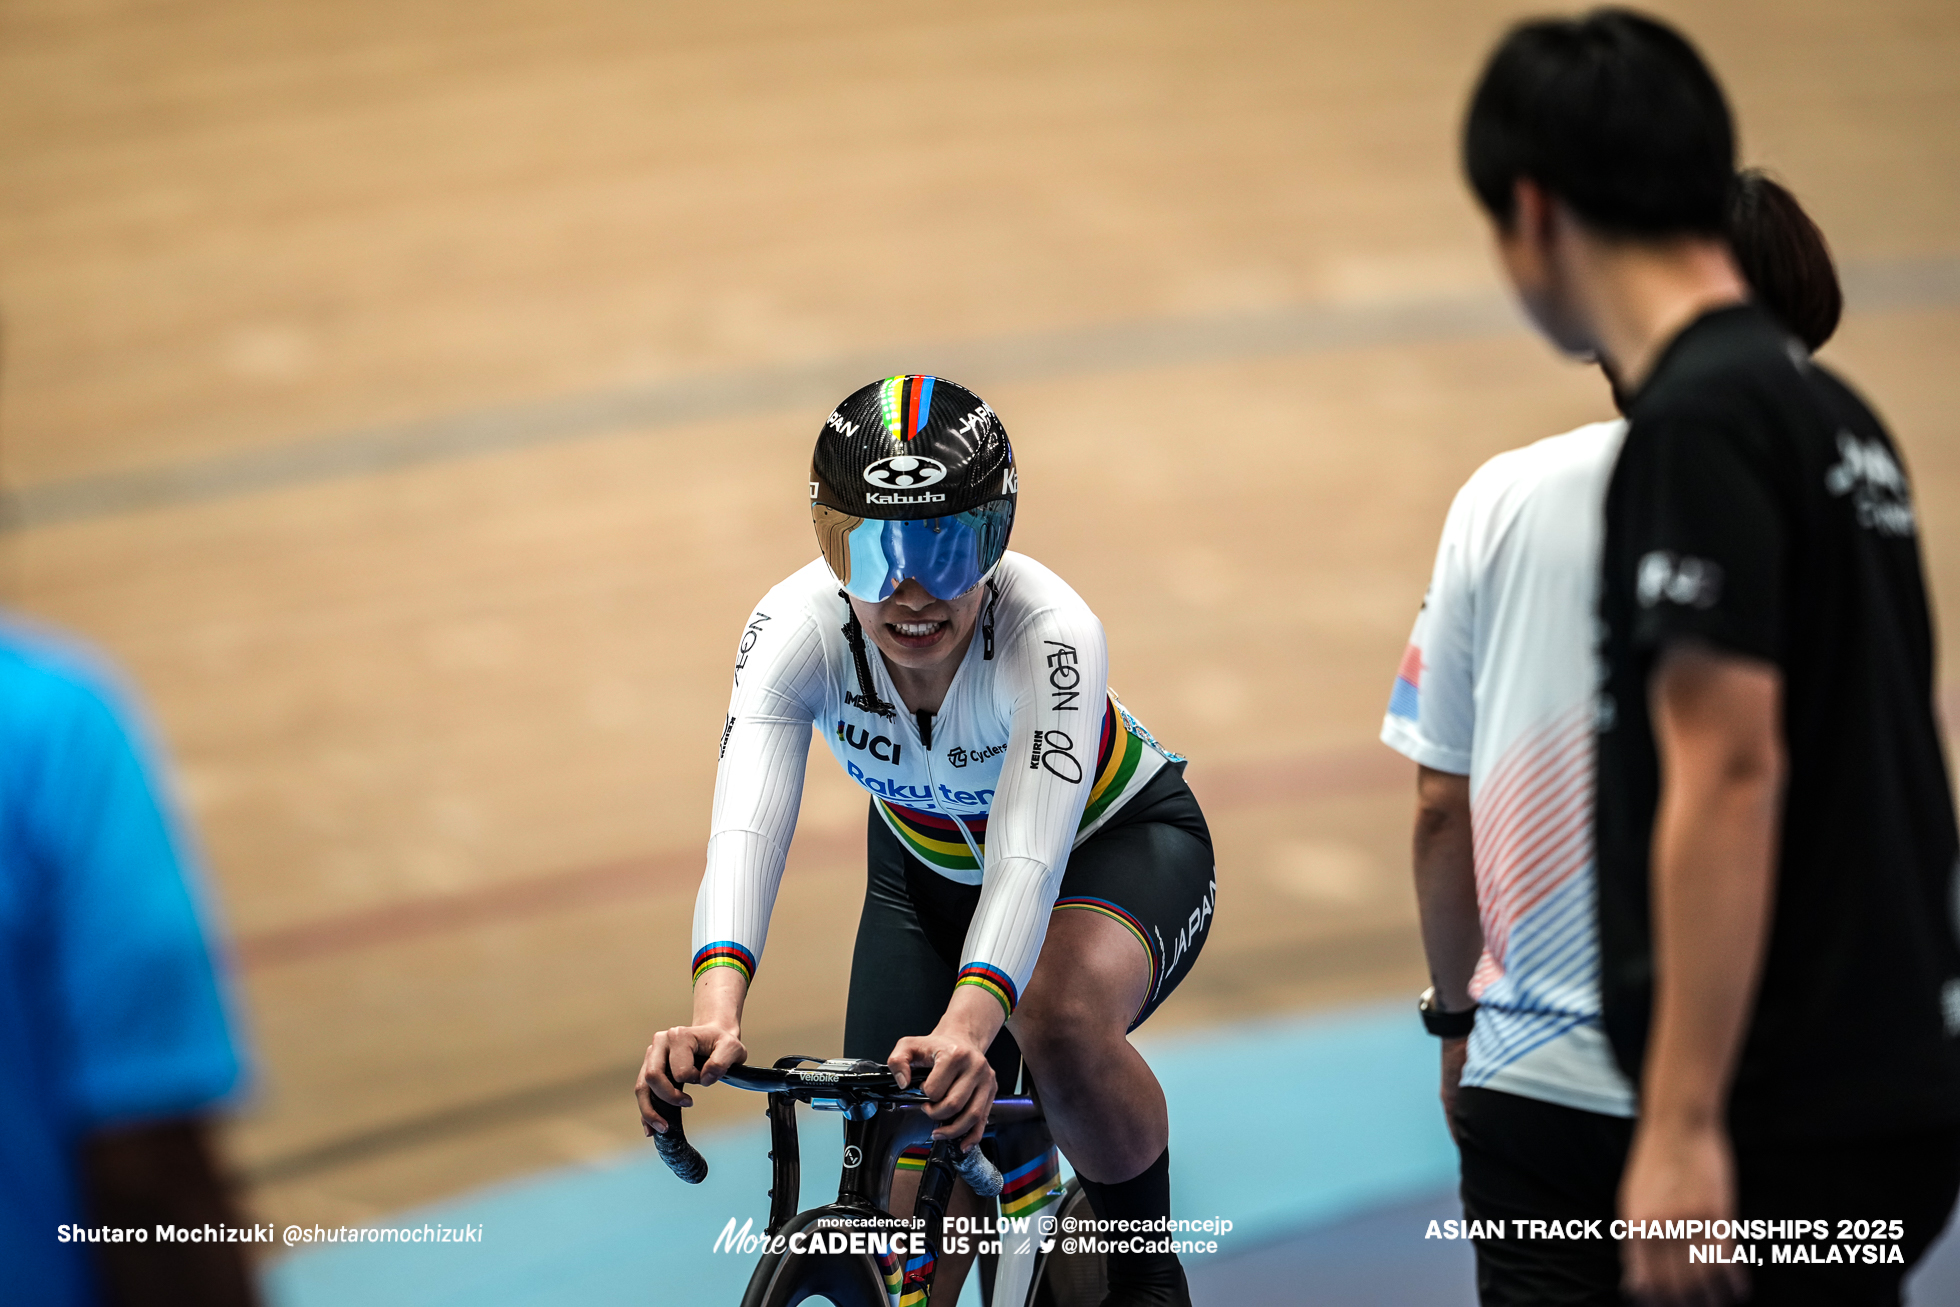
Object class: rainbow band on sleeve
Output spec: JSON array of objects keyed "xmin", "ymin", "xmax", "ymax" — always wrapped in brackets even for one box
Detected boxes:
[
  {"xmin": 1053, "ymin": 896, "xmax": 1159, "ymax": 1030},
  {"xmin": 691, "ymin": 941, "xmax": 756, "ymax": 985},
  {"xmin": 954, "ymin": 961, "xmax": 1020, "ymax": 1018}
]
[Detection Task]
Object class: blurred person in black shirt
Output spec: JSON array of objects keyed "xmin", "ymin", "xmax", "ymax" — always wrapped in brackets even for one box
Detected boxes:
[{"xmin": 1462, "ymin": 9, "xmax": 1960, "ymax": 1305}]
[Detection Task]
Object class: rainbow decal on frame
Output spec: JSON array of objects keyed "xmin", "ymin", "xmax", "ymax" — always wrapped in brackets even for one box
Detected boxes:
[
  {"xmin": 879, "ymin": 374, "xmax": 937, "ymax": 443},
  {"xmin": 899, "ymin": 1248, "xmax": 936, "ymax": 1307},
  {"xmin": 874, "ymin": 1243, "xmax": 902, "ymax": 1301},
  {"xmin": 999, "ymin": 1147, "xmax": 1066, "ymax": 1219}
]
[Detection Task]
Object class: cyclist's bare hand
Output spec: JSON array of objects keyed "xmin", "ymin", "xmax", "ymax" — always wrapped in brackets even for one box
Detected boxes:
[
  {"xmin": 637, "ymin": 1024, "xmax": 745, "ymax": 1135},
  {"xmin": 888, "ymin": 1032, "xmax": 996, "ymax": 1150}
]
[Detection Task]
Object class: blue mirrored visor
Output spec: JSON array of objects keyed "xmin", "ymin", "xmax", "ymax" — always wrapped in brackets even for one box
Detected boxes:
[{"xmin": 814, "ymin": 499, "xmax": 1014, "ymax": 602}]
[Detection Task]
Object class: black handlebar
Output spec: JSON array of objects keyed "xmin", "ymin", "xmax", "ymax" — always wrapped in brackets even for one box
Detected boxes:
[
  {"xmin": 717, "ymin": 1058, "xmax": 929, "ymax": 1102},
  {"xmin": 647, "ymin": 1057, "xmax": 1005, "ymax": 1193},
  {"xmin": 647, "ymin": 1092, "xmax": 709, "ymax": 1184}
]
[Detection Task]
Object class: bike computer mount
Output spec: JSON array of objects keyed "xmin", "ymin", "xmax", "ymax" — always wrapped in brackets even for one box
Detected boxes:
[{"xmin": 720, "ymin": 1055, "xmax": 930, "ymax": 1120}]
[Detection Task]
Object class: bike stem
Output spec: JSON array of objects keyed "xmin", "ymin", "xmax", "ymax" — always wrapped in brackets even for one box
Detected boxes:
[
  {"xmin": 836, "ymin": 1108, "xmax": 885, "ymax": 1207},
  {"xmin": 764, "ymin": 1091, "xmax": 800, "ymax": 1236}
]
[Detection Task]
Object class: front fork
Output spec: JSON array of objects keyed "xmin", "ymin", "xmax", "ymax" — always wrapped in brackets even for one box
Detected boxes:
[
  {"xmin": 766, "ymin": 1090, "xmax": 965, "ymax": 1304},
  {"xmin": 766, "ymin": 1084, "xmax": 1033, "ymax": 1306},
  {"xmin": 892, "ymin": 1134, "xmax": 965, "ymax": 1306}
]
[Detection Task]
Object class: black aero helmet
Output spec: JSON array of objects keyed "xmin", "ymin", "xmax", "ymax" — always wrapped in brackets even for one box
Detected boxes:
[{"xmin": 811, "ymin": 375, "xmax": 1017, "ymax": 602}]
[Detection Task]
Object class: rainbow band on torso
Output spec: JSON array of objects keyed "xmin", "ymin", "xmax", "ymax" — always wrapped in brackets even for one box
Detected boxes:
[
  {"xmin": 1078, "ymin": 697, "xmax": 1146, "ymax": 830},
  {"xmin": 876, "ymin": 801, "xmax": 991, "ymax": 873},
  {"xmin": 873, "ymin": 696, "xmax": 1148, "ymax": 872}
]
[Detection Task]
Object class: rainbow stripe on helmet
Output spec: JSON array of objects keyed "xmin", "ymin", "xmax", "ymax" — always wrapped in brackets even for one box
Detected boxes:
[{"xmin": 878, "ymin": 374, "xmax": 937, "ymax": 443}]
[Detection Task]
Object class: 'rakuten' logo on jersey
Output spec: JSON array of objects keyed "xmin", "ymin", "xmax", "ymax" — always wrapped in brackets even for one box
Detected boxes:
[{"xmin": 843, "ymin": 760, "xmax": 994, "ymax": 810}]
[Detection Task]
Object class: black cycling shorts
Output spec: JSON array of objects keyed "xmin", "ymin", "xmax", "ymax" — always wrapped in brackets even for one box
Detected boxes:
[{"xmin": 843, "ymin": 763, "xmax": 1216, "ymax": 1090}]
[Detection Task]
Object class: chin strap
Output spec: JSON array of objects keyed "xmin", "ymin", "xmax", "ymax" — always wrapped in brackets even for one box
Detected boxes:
[
  {"xmin": 982, "ymin": 577, "xmax": 999, "ymax": 661},
  {"xmin": 839, "ymin": 591, "xmax": 897, "ymax": 718}
]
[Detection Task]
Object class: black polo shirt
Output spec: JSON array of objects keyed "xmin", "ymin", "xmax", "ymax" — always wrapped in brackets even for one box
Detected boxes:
[{"xmin": 1596, "ymin": 303, "xmax": 1960, "ymax": 1142}]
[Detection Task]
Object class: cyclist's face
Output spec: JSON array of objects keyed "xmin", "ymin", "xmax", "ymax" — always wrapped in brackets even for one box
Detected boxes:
[{"xmin": 848, "ymin": 577, "xmax": 985, "ymax": 672}]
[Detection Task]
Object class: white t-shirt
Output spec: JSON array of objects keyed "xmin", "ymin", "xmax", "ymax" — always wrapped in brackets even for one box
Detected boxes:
[
  {"xmin": 693, "ymin": 552, "xmax": 1172, "ymax": 1017},
  {"xmin": 1381, "ymin": 420, "xmax": 1636, "ymax": 1118}
]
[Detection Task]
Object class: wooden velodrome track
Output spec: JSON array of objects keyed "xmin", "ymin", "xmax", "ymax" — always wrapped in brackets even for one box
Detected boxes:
[{"xmin": 2, "ymin": 0, "xmax": 1956, "ymax": 1237}]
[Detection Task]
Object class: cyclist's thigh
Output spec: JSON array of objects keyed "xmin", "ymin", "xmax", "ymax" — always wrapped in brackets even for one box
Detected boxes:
[
  {"xmin": 1050, "ymin": 774, "xmax": 1216, "ymax": 1032},
  {"xmin": 846, "ymin": 804, "xmax": 1019, "ymax": 1084}
]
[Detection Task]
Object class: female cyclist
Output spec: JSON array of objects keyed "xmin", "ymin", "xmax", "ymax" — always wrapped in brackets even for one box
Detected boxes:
[{"xmin": 637, "ymin": 376, "xmax": 1216, "ymax": 1307}]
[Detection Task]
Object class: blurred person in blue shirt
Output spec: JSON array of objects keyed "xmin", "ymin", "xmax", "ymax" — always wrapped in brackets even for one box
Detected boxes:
[{"xmin": 1, "ymin": 614, "xmax": 257, "ymax": 1306}]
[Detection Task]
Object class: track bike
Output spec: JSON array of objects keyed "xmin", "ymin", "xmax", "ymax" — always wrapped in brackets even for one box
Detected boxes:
[{"xmin": 651, "ymin": 1056, "xmax": 1106, "ymax": 1306}]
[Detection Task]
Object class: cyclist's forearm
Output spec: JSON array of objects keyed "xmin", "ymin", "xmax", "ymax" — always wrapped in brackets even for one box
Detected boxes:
[
  {"xmin": 953, "ymin": 854, "xmax": 1064, "ymax": 1021},
  {"xmin": 691, "ymin": 965, "xmax": 749, "ymax": 1033},
  {"xmin": 936, "ymin": 983, "xmax": 1007, "ymax": 1052},
  {"xmin": 1412, "ymin": 765, "xmax": 1481, "ymax": 1011}
]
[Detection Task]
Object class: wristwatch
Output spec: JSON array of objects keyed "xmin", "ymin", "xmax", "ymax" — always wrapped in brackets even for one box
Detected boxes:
[{"xmin": 1418, "ymin": 986, "xmax": 1477, "ymax": 1039}]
